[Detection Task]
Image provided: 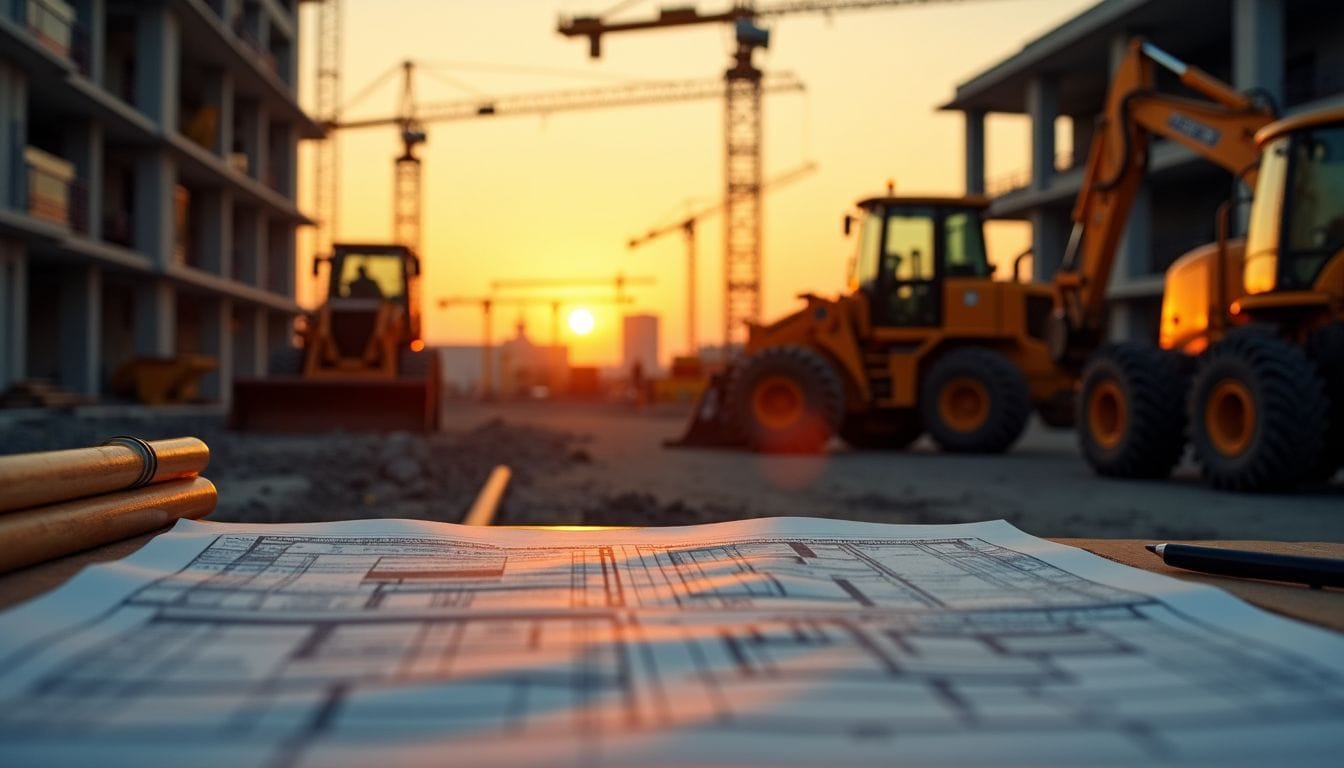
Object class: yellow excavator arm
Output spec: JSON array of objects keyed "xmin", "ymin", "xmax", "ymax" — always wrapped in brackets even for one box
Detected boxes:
[{"xmin": 1049, "ymin": 38, "xmax": 1277, "ymax": 365}]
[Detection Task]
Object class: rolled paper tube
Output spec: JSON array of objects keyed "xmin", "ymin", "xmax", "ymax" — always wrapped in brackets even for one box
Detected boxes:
[
  {"xmin": 0, "ymin": 475, "xmax": 217, "ymax": 574},
  {"xmin": 0, "ymin": 437, "xmax": 210, "ymax": 514}
]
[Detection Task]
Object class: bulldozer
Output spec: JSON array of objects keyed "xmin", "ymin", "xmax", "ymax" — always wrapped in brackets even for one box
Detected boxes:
[
  {"xmin": 230, "ymin": 243, "xmax": 441, "ymax": 432},
  {"xmin": 673, "ymin": 39, "xmax": 1343, "ymax": 493}
]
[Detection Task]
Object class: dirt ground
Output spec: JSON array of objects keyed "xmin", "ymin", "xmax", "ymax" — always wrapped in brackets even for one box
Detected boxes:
[{"xmin": 2, "ymin": 401, "xmax": 1341, "ymax": 541}]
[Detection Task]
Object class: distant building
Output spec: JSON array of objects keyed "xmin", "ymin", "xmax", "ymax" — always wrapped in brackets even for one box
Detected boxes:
[
  {"xmin": 0, "ymin": 0, "xmax": 320, "ymax": 402},
  {"xmin": 943, "ymin": 0, "xmax": 1344, "ymax": 341},
  {"xmin": 622, "ymin": 314, "xmax": 659, "ymax": 376}
]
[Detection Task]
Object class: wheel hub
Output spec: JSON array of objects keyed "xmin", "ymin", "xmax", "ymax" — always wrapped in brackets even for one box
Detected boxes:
[
  {"xmin": 1088, "ymin": 380, "xmax": 1127, "ymax": 450},
  {"xmin": 1205, "ymin": 378, "xmax": 1255, "ymax": 457},
  {"xmin": 752, "ymin": 375, "xmax": 805, "ymax": 430},
  {"xmin": 938, "ymin": 376, "xmax": 990, "ymax": 433}
]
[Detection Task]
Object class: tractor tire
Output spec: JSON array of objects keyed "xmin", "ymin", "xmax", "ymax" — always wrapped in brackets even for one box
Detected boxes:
[
  {"xmin": 723, "ymin": 345, "xmax": 845, "ymax": 453},
  {"xmin": 1187, "ymin": 327, "xmax": 1329, "ymax": 492},
  {"xmin": 840, "ymin": 410, "xmax": 923, "ymax": 451},
  {"xmin": 1077, "ymin": 343, "xmax": 1188, "ymax": 479},
  {"xmin": 1305, "ymin": 322, "xmax": 1344, "ymax": 481},
  {"xmin": 919, "ymin": 347, "xmax": 1030, "ymax": 454},
  {"xmin": 268, "ymin": 346, "xmax": 305, "ymax": 376}
]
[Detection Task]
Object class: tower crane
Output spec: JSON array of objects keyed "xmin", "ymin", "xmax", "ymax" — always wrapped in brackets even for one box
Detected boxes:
[
  {"xmin": 321, "ymin": 66, "xmax": 806, "ymax": 256},
  {"xmin": 304, "ymin": 0, "xmax": 342, "ymax": 275},
  {"xmin": 559, "ymin": 0, "xmax": 999, "ymax": 347},
  {"xmin": 628, "ymin": 161, "xmax": 817, "ymax": 354}
]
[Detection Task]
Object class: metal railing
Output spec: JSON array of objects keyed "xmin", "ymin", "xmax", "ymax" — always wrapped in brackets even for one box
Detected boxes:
[{"xmin": 984, "ymin": 149, "xmax": 1078, "ymax": 198}]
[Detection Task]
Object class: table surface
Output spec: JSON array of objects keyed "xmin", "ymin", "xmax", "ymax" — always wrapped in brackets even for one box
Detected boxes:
[{"xmin": 0, "ymin": 530, "xmax": 1340, "ymax": 633}]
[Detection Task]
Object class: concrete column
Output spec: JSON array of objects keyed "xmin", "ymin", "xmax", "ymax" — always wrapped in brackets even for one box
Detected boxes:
[
  {"xmin": 198, "ymin": 188, "xmax": 232, "ymax": 275},
  {"xmin": 0, "ymin": 241, "xmax": 28, "ymax": 388},
  {"xmin": 1031, "ymin": 209, "xmax": 1068, "ymax": 281},
  {"xmin": 58, "ymin": 264, "xmax": 102, "ymax": 395},
  {"xmin": 199, "ymin": 297, "xmax": 232, "ymax": 402},
  {"xmin": 232, "ymin": 304, "xmax": 266, "ymax": 376},
  {"xmin": 71, "ymin": 0, "xmax": 106, "ymax": 83},
  {"xmin": 65, "ymin": 120, "xmax": 103, "ymax": 239},
  {"xmin": 134, "ymin": 150, "xmax": 175, "ymax": 265},
  {"xmin": 255, "ymin": 210, "xmax": 270, "ymax": 290},
  {"xmin": 253, "ymin": 103, "xmax": 270, "ymax": 186},
  {"xmin": 1233, "ymin": 0, "xmax": 1284, "ymax": 105},
  {"xmin": 134, "ymin": 3, "xmax": 179, "ymax": 129},
  {"xmin": 964, "ymin": 109, "xmax": 986, "ymax": 196},
  {"xmin": 0, "ymin": 60, "xmax": 29, "ymax": 211},
  {"xmin": 1027, "ymin": 75, "xmax": 1058, "ymax": 192},
  {"xmin": 133, "ymin": 280, "xmax": 175, "ymax": 356},
  {"xmin": 207, "ymin": 67, "xmax": 235, "ymax": 158},
  {"xmin": 1116, "ymin": 184, "xmax": 1153, "ymax": 278}
]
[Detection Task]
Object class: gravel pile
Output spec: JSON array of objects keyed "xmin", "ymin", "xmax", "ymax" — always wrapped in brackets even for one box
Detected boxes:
[{"xmin": 0, "ymin": 413, "xmax": 595, "ymax": 524}]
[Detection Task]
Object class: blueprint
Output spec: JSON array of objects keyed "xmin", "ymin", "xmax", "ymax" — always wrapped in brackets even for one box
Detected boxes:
[{"xmin": 1, "ymin": 517, "xmax": 1342, "ymax": 766}]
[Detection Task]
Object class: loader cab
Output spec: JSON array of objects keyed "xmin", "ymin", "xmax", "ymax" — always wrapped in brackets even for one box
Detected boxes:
[
  {"xmin": 324, "ymin": 243, "xmax": 423, "ymax": 348},
  {"xmin": 846, "ymin": 197, "xmax": 992, "ymax": 327},
  {"xmin": 1242, "ymin": 110, "xmax": 1344, "ymax": 298}
]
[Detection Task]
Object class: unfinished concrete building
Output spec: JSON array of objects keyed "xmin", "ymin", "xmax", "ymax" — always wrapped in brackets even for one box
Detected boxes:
[
  {"xmin": 0, "ymin": 0, "xmax": 319, "ymax": 404},
  {"xmin": 945, "ymin": 0, "xmax": 1344, "ymax": 341}
]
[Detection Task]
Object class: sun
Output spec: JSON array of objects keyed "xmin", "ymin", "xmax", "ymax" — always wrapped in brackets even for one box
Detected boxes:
[{"xmin": 567, "ymin": 307, "xmax": 595, "ymax": 336}]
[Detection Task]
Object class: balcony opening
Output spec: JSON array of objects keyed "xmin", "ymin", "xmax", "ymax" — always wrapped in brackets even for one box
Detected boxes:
[
  {"xmin": 266, "ymin": 219, "xmax": 291, "ymax": 294},
  {"xmin": 102, "ymin": 11, "xmax": 136, "ymax": 106},
  {"xmin": 23, "ymin": 117, "xmax": 86, "ymax": 233},
  {"xmin": 267, "ymin": 28, "xmax": 291, "ymax": 83},
  {"xmin": 179, "ymin": 63, "xmax": 220, "ymax": 154},
  {"xmin": 231, "ymin": 204, "xmax": 259, "ymax": 285},
  {"xmin": 265, "ymin": 121, "xmax": 291, "ymax": 195},
  {"xmin": 101, "ymin": 148, "xmax": 135, "ymax": 248},
  {"xmin": 231, "ymin": 96, "xmax": 260, "ymax": 178},
  {"xmin": 173, "ymin": 182, "xmax": 209, "ymax": 270}
]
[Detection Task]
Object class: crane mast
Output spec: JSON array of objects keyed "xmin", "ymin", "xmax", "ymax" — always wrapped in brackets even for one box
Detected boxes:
[{"xmin": 559, "ymin": 0, "xmax": 993, "ymax": 348}]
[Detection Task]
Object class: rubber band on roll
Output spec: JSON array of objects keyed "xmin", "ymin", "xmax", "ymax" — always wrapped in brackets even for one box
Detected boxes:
[{"xmin": 102, "ymin": 436, "xmax": 158, "ymax": 488}]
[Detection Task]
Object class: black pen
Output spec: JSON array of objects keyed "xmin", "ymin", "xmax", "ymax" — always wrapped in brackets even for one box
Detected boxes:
[{"xmin": 1146, "ymin": 543, "xmax": 1344, "ymax": 589}]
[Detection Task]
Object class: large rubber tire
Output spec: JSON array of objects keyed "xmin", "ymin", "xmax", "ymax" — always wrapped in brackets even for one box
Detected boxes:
[
  {"xmin": 723, "ymin": 346, "xmax": 844, "ymax": 453},
  {"xmin": 1188, "ymin": 328, "xmax": 1329, "ymax": 492},
  {"xmin": 840, "ymin": 410, "xmax": 922, "ymax": 451},
  {"xmin": 268, "ymin": 346, "xmax": 305, "ymax": 375},
  {"xmin": 919, "ymin": 347, "xmax": 1030, "ymax": 454},
  {"xmin": 1077, "ymin": 343, "xmax": 1188, "ymax": 479},
  {"xmin": 1305, "ymin": 322, "xmax": 1344, "ymax": 480}
]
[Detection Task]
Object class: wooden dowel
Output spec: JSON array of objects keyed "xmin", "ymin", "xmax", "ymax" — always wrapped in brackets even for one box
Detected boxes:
[
  {"xmin": 0, "ymin": 476, "xmax": 217, "ymax": 574},
  {"xmin": 463, "ymin": 465, "xmax": 511, "ymax": 526},
  {"xmin": 0, "ymin": 437, "xmax": 210, "ymax": 514}
]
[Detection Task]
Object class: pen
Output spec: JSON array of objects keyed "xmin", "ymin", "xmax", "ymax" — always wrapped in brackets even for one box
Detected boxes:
[{"xmin": 1145, "ymin": 543, "xmax": 1344, "ymax": 589}]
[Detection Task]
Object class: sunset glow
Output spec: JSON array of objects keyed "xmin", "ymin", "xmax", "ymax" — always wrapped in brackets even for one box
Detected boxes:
[{"xmin": 567, "ymin": 308, "xmax": 596, "ymax": 336}]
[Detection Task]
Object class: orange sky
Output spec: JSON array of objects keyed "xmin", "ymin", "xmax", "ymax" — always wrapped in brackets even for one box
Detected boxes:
[{"xmin": 296, "ymin": 0, "xmax": 1095, "ymax": 366}]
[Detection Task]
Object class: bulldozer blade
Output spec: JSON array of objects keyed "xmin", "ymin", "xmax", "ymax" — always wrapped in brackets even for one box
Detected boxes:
[
  {"xmin": 230, "ymin": 377, "xmax": 439, "ymax": 433},
  {"xmin": 664, "ymin": 372, "xmax": 744, "ymax": 448}
]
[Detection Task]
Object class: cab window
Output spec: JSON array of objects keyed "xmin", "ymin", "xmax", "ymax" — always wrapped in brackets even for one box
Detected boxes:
[
  {"xmin": 883, "ymin": 211, "xmax": 935, "ymax": 282},
  {"xmin": 336, "ymin": 252, "xmax": 406, "ymax": 300},
  {"xmin": 1281, "ymin": 125, "xmax": 1344, "ymax": 290},
  {"xmin": 944, "ymin": 211, "xmax": 991, "ymax": 277},
  {"xmin": 1244, "ymin": 137, "xmax": 1288, "ymax": 294},
  {"xmin": 849, "ymin": 210, "xmax": 883, "ymax": 292}
]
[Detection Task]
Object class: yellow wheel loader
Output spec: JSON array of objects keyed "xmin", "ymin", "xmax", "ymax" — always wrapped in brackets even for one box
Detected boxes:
[
  {"xmin": 230, "ymin": 243, "xmax": 440, "ymax": 432},
  {"xmin": 1053, "ymin": 42, "xmax": 1344, "ymax": 491},
  {"xmin": 672, "ymin": 195, "xmax": 1074, "ymax": 454},
  {"xmin": 673, "ymin": 39, "xmax": 1342, "ymax": 493}
]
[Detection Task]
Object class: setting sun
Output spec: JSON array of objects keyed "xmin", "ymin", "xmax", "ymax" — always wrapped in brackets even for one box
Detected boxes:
[{"xmin": 567, "ymin": 308, "xmax": 595, "ymax": 336}]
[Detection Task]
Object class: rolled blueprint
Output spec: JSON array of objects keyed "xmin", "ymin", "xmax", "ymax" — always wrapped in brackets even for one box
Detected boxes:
[
  {"xmin": 0, "ymin": 476, "xmax": 217, "ymax": 573},
  {"xmin": 0, "ymin": 437, "xmax": 209, "ymax": 514}
]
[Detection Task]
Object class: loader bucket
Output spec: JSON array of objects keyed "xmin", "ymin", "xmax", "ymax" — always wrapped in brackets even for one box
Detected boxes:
[
  {"xmin": 229, "ymin": 377, "xmax": 439, "ymax": 433},
  {"xmin": 664, "ymin": 372, "xmax": 745, "ymax": 448}
]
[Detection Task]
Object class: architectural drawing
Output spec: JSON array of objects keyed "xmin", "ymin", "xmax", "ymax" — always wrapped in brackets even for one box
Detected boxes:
[{"xmin": 1, "ymin": 519, "xmax": 1341, "ymax": 766}]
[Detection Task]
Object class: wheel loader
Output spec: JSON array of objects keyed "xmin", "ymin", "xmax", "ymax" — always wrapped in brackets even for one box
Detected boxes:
[
  {"xmin": 230, "ymin": 243, "xmax": 441, "ymax": 432},
  {"xmin": 672, "ymin": 194, "xmax": 1075, "ymax": 454},
  {"xmin": 672, "ymin": 39, "xmax": 1343, "ymax": 494},
  {"xmin": 1044, "ymin": 41, "xmax": 1344, "ymax": 491}
]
